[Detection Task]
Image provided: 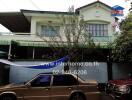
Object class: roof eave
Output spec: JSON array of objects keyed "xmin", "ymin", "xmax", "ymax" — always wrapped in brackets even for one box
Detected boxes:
[
  {"xmin": 76, "ymin": 1, "xmax": 112, "ymax": 12},
  {"xmin": 21, "ymin": 9, "xmax": 77, "ymax": 15}
]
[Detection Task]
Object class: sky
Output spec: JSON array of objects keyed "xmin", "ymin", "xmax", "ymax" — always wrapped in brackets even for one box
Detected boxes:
[{"xmin": 0, "ymin": 0, "xmax": 131, "ymax": 32}]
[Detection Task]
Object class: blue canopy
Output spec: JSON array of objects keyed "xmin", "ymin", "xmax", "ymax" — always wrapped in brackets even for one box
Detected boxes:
[
  {"xmin": 0, "ymin": 56, "xmax": 69, "ymax": 69},
  {"xmin": 26, "ymin": 56, "xmax": 69, "ymax": 69},
  {"xmin": 112, "ymin": 5, "xmax": 124, "ymax": 10}
]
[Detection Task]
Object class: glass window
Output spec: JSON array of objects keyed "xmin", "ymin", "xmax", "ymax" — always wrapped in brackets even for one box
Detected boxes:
[
  {"xmin": 53, "ymin": 75, "xmax": 78, "ymax": 86},
  {"xmin": 41, "ymin": 26, "xmax": 60, "ymax": 37},
  {"xmin": 31, "ymin": 75, "xmax": 51, "ymax": 87},
  {"xmin": 86, "ymin": 24, "xmax": 108, "ymax": 36}
]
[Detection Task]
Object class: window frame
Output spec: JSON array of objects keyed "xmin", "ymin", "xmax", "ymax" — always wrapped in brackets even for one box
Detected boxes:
[
  {"xmin": 30, "ymin": 74, "xmax": 52, "ymax": 87},
  {"xmin": 86, "ymin": 24, "xmax": 108, "ymax": 37},
  {"xmin": 52, "ymin": 74, "xmax": 78, "ymax": 86},
  {"xmin": 40, "ymin": 25, "xmax": 60, "ymax": 37}
]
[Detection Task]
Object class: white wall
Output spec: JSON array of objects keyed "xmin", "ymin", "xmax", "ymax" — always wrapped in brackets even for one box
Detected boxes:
[
  {"xmin": 9, "ymin": 61, "xmax": 108, "ymax": 84},
  {"xmin": 9, "ymin": 61, "xmax": 64, "ymax": 84},
  {"xmin": 69, "ymin": 62, "xmax": 108, "ymax": 83}
]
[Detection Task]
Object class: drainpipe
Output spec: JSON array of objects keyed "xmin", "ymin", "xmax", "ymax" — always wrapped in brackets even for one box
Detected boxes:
[{"xmin": 32, "ymin": 47, "xmax": 35, "ymax": 60}]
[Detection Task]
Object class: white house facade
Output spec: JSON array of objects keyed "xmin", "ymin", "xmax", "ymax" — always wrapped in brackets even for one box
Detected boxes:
[
  {"xmin": 0, "ymin": 1, "xmax": 117, "ymax": 47},
  {"xmin": 0, "ymin": 1, "xmax": 122, "ymax": 84}
]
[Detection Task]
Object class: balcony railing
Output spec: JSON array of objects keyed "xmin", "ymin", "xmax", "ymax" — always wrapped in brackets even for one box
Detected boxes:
[
  {"xmin": 0, "ymin": 32, "xmax": 13, "ymax": 35},
  {"xmin": 0, "ymin": 32, "xmax": 30, "ymax": 35},
  {"xmin": 91, "ymin": 36, "xmax": 114, "ymax": 43},
  {"xmin": 0, "ymin": 32, "xmax": 115, "ymax": 47},
  {"xmin": 0, "ymin": 32, "xmax": 32, "ymax": 45}
]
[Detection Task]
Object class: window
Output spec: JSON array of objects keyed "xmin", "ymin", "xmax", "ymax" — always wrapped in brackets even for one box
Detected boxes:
[
  {"xmin": 53, "ymin": 75, "xmax": 78, "ymax": 86},
  {"xmin": 41, "ymin": 26, "xmax": 60, "ymax": 37},
  {"xmin": 86, "ymin": 24, "xmax": 108, "ymax": 36},
  {"xmin": 31, "ymin": 75, "xmax": 51, "ymax": 87}
]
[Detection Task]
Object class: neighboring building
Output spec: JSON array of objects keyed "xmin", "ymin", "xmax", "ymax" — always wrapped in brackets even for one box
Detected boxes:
[{"xmin": 0, "ymin": 1, "xmax": 117, "ymax": 60}]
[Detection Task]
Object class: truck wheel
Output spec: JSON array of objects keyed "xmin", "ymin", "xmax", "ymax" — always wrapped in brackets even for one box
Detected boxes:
[
  {"xmin": 1, "ymin": 94, "xmax": 16, "ymax": 100},
  {"xmin": 70, "ymin": 93, "xmax": 86, "ymax": 100}
]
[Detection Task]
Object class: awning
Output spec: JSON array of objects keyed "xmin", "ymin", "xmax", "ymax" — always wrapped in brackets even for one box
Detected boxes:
[
  {"xmin": 0, "ymin": 40, "xmax": 48, "ymax": 47},
  {"xmin": 17, "ymin": 41, "xmax": 48, "ymax": 47},
  {"xmin": 0, "ymin": 40, "xmax": 109, "ymax": 48},
  {"xmin": 0, "ymin": 40, "xmax": 10, "ymax": 45}
]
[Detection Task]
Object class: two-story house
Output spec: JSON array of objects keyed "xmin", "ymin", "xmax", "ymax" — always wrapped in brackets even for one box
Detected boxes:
[
  {"xmin": 0, "ymin": 1, "xmax": 121, "ymax": 84},
  {"xmin": 0, "ymin": 1, "xmax": 117, "ymax": 60}
]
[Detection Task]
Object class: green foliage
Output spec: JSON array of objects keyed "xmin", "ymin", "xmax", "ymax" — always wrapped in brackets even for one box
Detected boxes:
[
  {"xmin": 120, "ymin": 12, "xmax": 132, "ymax": 32},
  {"xmin": 112, "ymin": 12, "xmax": 132, "ymax": 62}
]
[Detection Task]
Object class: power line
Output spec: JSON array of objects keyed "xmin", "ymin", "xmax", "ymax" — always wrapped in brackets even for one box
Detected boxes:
[{"xmin": 29, "ymin": 0, "xmax": 41, "ymax": 10}]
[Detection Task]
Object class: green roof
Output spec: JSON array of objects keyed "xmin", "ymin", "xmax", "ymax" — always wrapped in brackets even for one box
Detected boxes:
[
  {"xmin": 0, "ymin": 40, "xmax": 11, "ymax": 45},
  {"xmin": 0, "ymin": 40, "xmax": 109, "ymax": 48}
]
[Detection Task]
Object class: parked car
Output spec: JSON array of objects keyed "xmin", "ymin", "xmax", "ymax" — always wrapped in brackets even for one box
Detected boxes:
[
  {"xmin": 0, "ymin": 73, "xmax": 115, "ymax": 100},
  {"xmin": 107, "ymin": 76, "xmax": 132, "ymax": 100}
]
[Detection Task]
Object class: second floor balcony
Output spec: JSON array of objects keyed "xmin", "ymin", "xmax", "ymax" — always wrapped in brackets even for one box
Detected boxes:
[{"xmin": 0, "ymin": 32, "xmax": 114, "ymax": 48}]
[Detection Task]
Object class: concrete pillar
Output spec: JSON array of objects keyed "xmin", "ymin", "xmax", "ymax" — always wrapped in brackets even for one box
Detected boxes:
[{"xmin": 31, "ymin": 18, "xmax": 37, "ymax": 35}]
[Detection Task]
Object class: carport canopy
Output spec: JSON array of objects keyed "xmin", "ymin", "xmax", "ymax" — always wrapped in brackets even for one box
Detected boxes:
[{"xmin": 0, "ymin": 12, "xmax": 30, "ymax": 32}]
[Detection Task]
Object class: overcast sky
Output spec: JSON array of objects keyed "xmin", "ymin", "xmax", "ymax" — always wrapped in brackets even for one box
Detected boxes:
[{"xmin": 0, "ymin": 0, "xmax": 131, "ymax": 32}]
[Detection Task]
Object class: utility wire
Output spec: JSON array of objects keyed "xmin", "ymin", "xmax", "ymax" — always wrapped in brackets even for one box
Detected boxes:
[{"xmin": 29, "ymin": 0, "xmax": 41, "ymax": 10}]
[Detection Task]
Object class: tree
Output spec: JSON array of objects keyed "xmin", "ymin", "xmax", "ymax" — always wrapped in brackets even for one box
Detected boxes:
[
  {"xmin": 111, "ymin": 12, "xmax": 132, "ymax": 62},
  {"xmin": 37, "ymin": 6, "xmax": 96, "ymax": 70}
]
